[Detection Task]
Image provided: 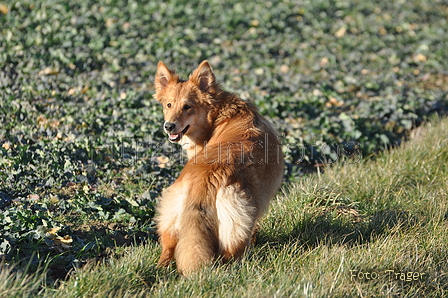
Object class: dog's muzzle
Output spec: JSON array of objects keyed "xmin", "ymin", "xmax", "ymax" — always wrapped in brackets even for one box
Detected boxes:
[{"xmin": 164, "ymin": 122, "xmax": 189, "ymax": 142}]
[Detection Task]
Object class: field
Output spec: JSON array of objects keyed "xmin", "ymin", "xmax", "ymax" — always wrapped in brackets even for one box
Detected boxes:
[{"xmin": 1, "ymin": 0, "xmax": 447, "ymax": 297}]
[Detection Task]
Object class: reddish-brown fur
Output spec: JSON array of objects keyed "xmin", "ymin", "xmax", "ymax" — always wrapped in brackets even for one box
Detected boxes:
[{"xmin": 153, "ymin": 60, "xmax": 284, "ymax": 275}]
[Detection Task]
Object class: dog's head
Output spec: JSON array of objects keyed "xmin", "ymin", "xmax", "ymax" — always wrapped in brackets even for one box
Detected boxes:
[{"xmin": 154, "ymin": 61, "xmax": 219, "ymax": 145}]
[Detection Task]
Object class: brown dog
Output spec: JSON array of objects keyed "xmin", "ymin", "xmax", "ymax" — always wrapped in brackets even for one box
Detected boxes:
[{"xmin": 153, "ymin": 60, "xmax": 284, "ymax": 275}]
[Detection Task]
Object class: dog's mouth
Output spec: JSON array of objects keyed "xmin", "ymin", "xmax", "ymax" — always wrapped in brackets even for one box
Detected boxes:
[{"xmin": 168, "ymin": 125, "xmax": 189, "ymax": 142}]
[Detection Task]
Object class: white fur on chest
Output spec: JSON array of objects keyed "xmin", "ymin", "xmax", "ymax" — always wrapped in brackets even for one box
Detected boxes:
[{"xmin": 180, "ymin": 135, "xmax": 197, "ymax": 161}]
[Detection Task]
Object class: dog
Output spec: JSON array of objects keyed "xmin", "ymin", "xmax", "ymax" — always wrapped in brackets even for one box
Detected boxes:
[{"xmin": 153, "ymin": 60, "xmax": 284, "ymax": 275}]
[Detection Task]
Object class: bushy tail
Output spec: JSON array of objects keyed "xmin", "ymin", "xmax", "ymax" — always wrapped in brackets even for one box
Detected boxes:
[{"xmin": 175, "ymin": 179, "xmax": 220, "ymax": 276}]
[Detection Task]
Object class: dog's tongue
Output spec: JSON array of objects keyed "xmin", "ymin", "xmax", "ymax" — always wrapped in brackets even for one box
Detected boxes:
[
  {"xmin": 169, "ymin": 133, "xmax": 180, "ymax": 140},
  {"xmin": 167, "ymin": 125, "xmax": 188, "ymax": 142}
]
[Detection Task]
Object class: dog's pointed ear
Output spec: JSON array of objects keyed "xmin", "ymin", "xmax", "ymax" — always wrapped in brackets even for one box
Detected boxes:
[
  {"xmin": 190, "ymin": 60, "xmax": 216, "ymax": 93},
  {"xmin": 155, "ymin": 61, "xmax": 176, "ymax": 92}
]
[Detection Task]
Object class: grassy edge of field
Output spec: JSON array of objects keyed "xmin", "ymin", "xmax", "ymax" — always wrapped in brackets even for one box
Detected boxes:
[{"xmin": 1, "ymin": 116, "xmax": 448, "ymax": 297}]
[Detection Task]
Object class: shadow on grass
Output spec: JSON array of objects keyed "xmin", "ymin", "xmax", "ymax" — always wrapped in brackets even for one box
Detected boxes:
[{"xmin": 257, "ymin": 208, "xmax": 423, "ymax": 249}]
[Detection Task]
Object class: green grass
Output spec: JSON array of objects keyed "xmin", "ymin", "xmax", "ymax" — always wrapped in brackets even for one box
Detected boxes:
[{"xmin": 2, "ymin": 117, "xmax": 447, "ymax": 297}]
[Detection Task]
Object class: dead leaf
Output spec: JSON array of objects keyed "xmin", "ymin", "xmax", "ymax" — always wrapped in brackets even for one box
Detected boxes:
[
  {"xmin": 54, "ymin": 235, "xmax": 73, "ymax": 250},
  {"xmin": 254, "ymin": 68, "xmax": 264, "ymax": 75},
  {"xmin": 105, "ymin": 18, "xmax": 117, "ymax": 27},
  {"xmin": 313, "ymin": 89, "xmax": 322, "ymax": 96},
  {"xmin": 334, "ymin": 27, "xmax": 346, "ymax": 38},
  {"xmin": 413, "ymin": 53, "xmax": 427, "ymax": 63},
  {"xmin": 329, "ymin": 97, "xmax": 338, "ymax": 105},
  {"xmin": 37, "ymin": 114, "xmax": 47, "ymax": 126},
  {"xmin": 0, "ymin": 4, "xmax": 8, "ymax": 14},
  {"xmin": 46, "ymin": 227, "xmax": 61, "ymax": 236},
  {"xmin": 320, "ymin": 57, "xmax": 329, "ymax": 67},
  {"xmin": 38, "ymin": 67, "xmax": 59, "ymax": 76},
  {"xmin": 28, "ymin": 194, "xmax": 40, "ymax": 201},
  {"xmin": 251, "ymin": 19, "xmax": 260, "ymax": 27},
  {"xmin": 279, "ymin": 64, "xmax": 289, "ymax": 73},
  {"xmin": 157, "ymin": 156, "xmax": 170, "ymax": 168},
  {"xmin": 48, "ymin": 195, "xmax": 60, "ymax": 204},
  {"xmin": 122, "ymin": 22, "xmax": 131, "ymax": 30},
  {"xmin": 328, "ymin": 97, "xmax": 344, "ymax": 107},
  {"xmin": 361, "ymin": 69, "xmax": 370, "ymax": 75}
]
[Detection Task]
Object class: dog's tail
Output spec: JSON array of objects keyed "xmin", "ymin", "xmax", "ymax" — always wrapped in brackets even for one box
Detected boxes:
[{"xmin": 175, "ymin": 174, "xmax": 220, "ymax": 276}]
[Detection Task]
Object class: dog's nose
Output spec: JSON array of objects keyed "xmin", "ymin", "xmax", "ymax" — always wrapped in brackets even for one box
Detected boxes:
[{"xmin": 164, "ymin": 122, "xmax": 176, "ymax": 133}]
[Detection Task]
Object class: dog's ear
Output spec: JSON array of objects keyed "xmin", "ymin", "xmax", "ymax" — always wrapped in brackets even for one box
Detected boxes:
[
  {"xmin": 190, "ymin": 60, "xmax": 217, "ymax": 93},
  {"xmin": 155, "ymin": 61, "xmax": 177, "ymax": 92}
]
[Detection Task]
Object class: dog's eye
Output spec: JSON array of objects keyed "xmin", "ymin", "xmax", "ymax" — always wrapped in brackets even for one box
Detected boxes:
[
  {"xmin": 166, "ymin": 103, "xmax": 172, "ymax": 108},
  {"xmin": 183, "ymin": 105, "xmax": 191, "ymax": 110}
]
